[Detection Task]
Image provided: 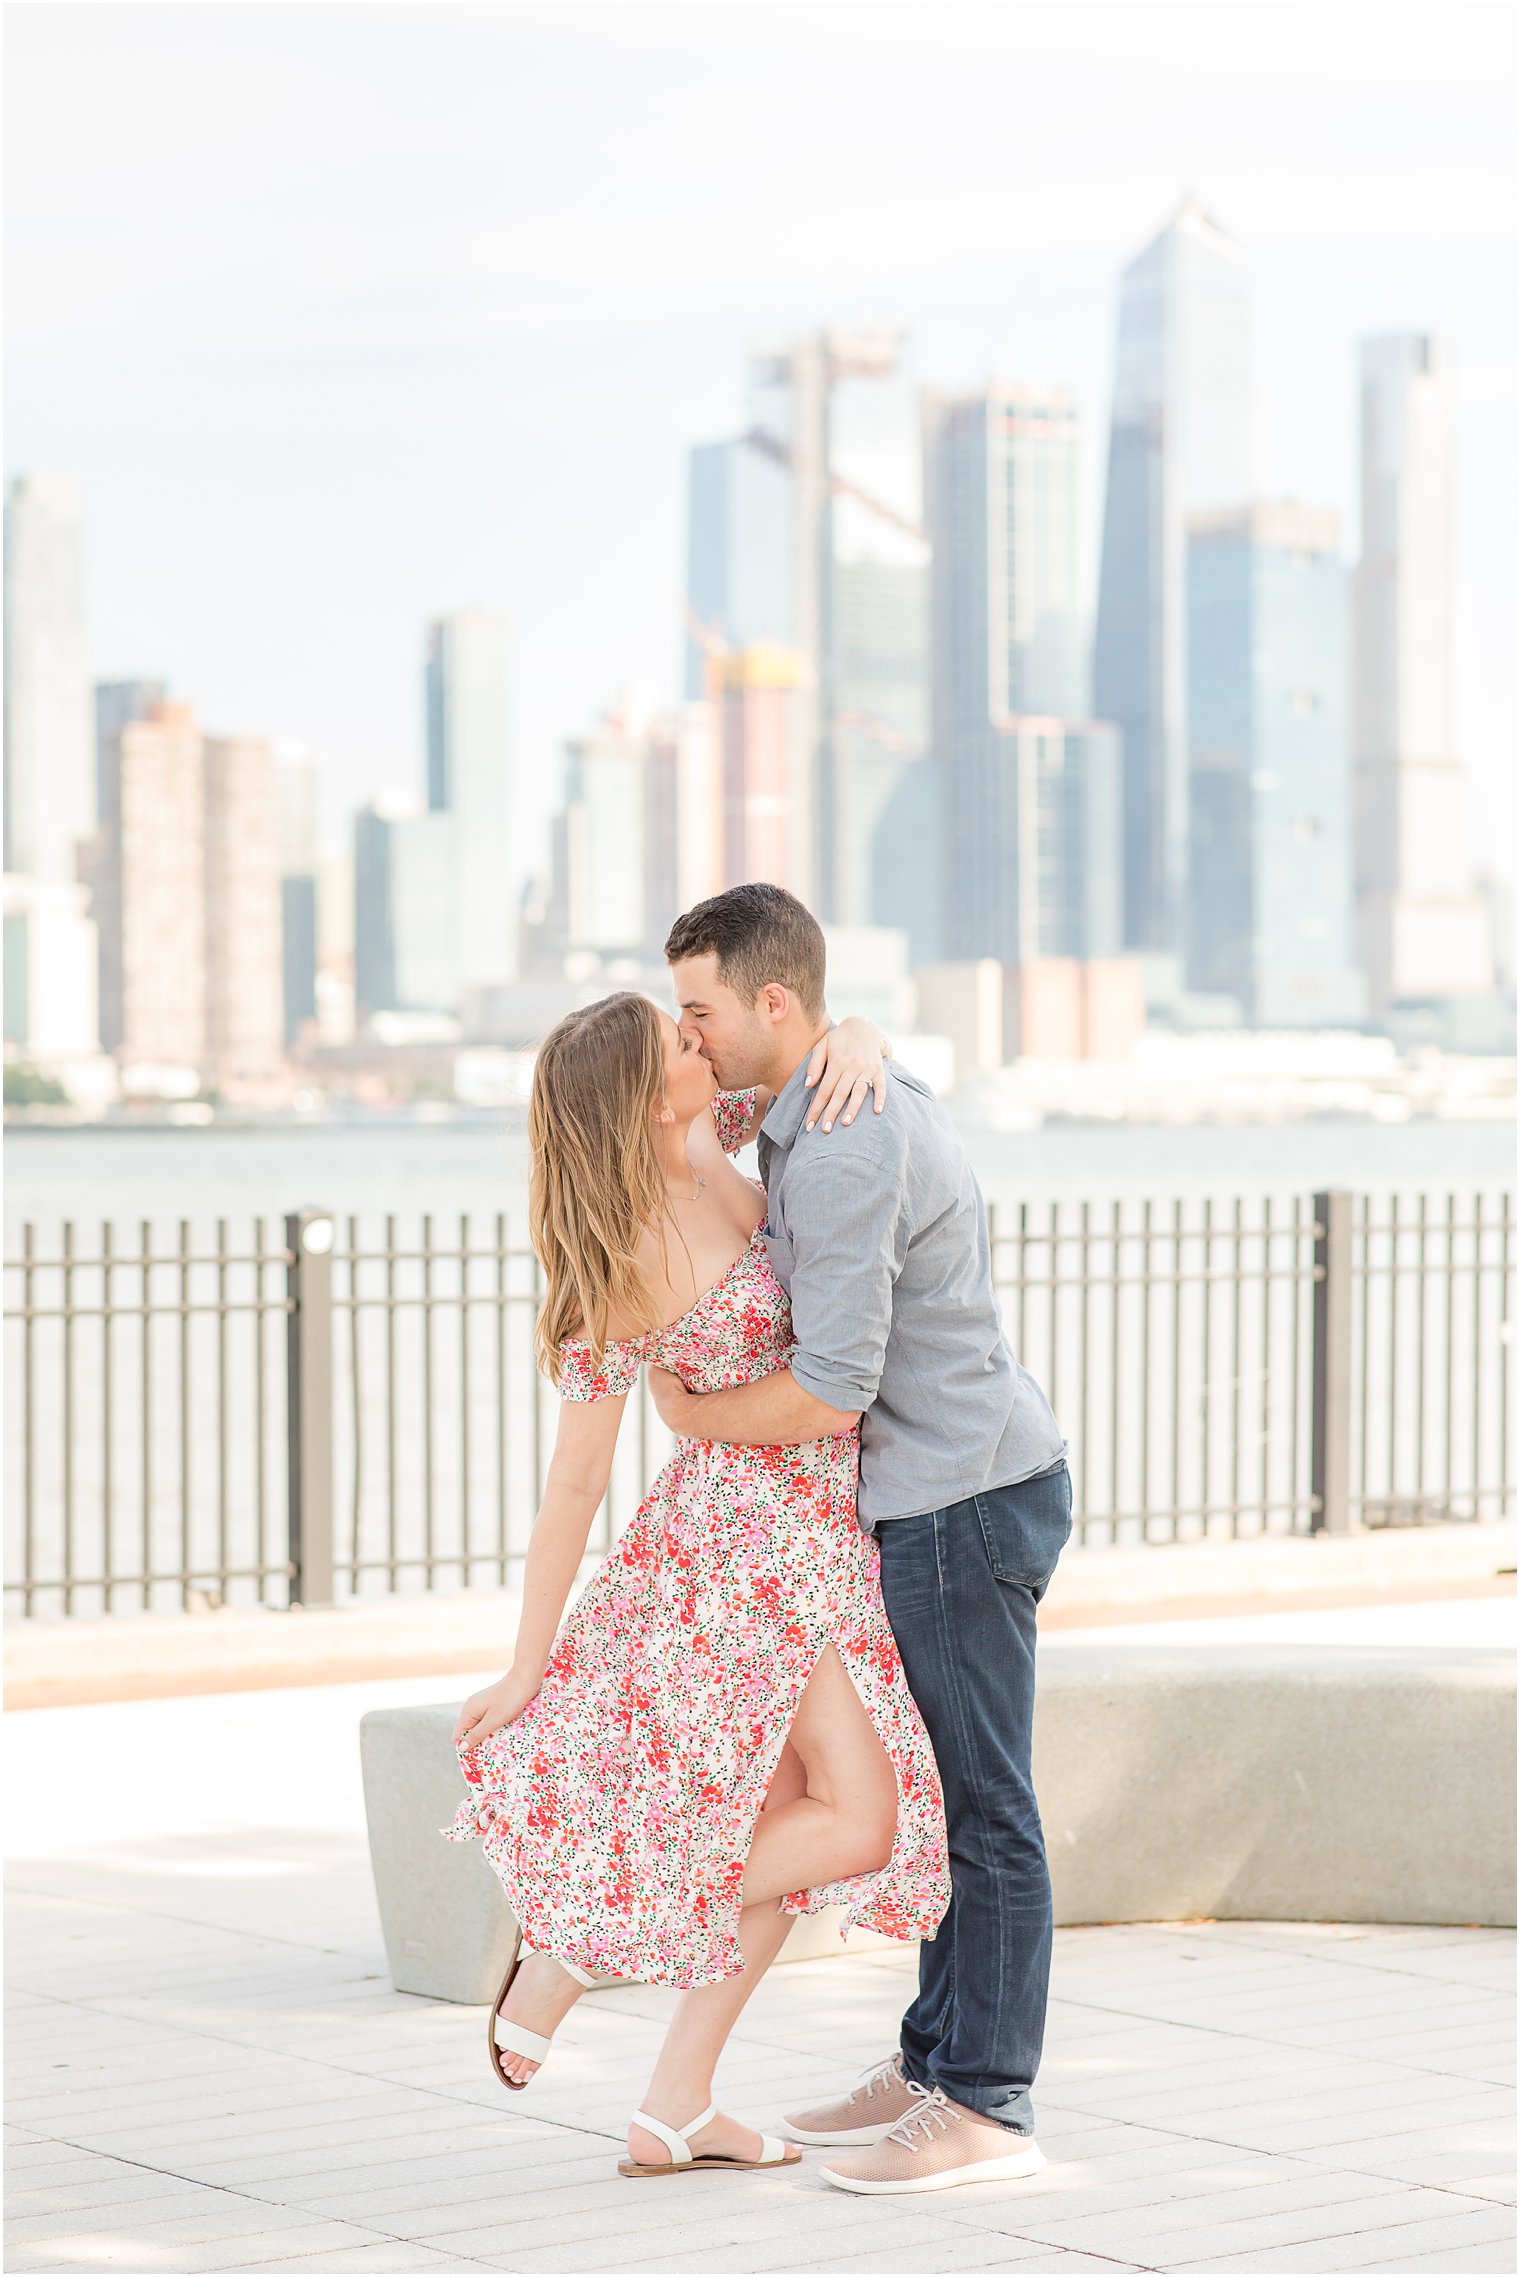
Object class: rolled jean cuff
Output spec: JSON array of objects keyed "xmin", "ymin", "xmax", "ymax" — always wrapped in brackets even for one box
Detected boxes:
[{"xmin": 899, "ymin": 2045, "xmax": 1036, "ymax": 2136}]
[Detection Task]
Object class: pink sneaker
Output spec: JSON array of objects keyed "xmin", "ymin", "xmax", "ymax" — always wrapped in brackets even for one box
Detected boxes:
[
  {"xmin": 781, "ymin": 2053, "xmax": 918, "ymax": 2146},
  {"xmin": 819, "ymin": 2082, "xmax": 1045, "ymax": 2195}
]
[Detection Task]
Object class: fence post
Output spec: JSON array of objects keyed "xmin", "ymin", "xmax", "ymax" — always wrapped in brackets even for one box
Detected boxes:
[
  {"xmin": 286, "ymin": 1208, "xmax": 335, "ymax": 1605},
  {"xmin": 1311, "ymin": 1188, "xmax": 1353, "ymax": 1535}
]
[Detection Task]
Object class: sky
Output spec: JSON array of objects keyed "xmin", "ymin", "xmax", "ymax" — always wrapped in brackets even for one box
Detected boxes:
[{"xmin": 6, "ymin": 0, "xmax": 1516, "ymax": 879}]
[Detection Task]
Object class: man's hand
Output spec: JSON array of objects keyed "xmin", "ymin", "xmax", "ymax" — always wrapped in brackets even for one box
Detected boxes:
[
  {"xmin": 648, "ymin": 1363, "xmax": 859, "ymax": 1448},
  {"xmin": 452, "ymin": 1668, "xmax": 541, "ymax": 1751},
  {"xmin": 648, "ymin": 1366, "xmax": 706, "ymax": 1436},
  {"xmin": 804, "ymin": 1015, "xmax": 891, "ymax": 1132}
]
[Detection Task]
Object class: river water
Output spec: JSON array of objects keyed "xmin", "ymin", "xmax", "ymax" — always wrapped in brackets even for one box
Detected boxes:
[{"xmin": 6, "ymin": 1109, "xmax": 1514, "ymax": 1232}]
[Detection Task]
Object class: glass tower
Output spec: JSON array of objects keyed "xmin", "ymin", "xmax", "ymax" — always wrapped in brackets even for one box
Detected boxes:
[
  {"xmin": 926, "ymin": 386, "xmax": 1089, "ymax": 964},
  {"xmin": 1094, "ymin": 198, "xmax": 1252, "ymax": 956},
  {"xmin": 1353, "ymin": 335, "xmax": 1490, "ymax": 1013},
  {"xmin": 425, "ymin": 611, "xmax": 514, "ymax": 994},
  {"xmin": 4, "ymin": 473, "xmax": 93, "ymax": 888},
  {"xmin": 1187, "ymin": 505, "xmax": 1365, "ymax": 1027}
]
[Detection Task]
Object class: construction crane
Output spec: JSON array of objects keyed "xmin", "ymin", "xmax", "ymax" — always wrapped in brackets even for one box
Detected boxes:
[
  {"xmin": 744, "ymin": 328, "xmax": 927, "ymax": 545},
  {"xmin": 739, "ymin": 426, "xmax": 926, "ymax": 545}
]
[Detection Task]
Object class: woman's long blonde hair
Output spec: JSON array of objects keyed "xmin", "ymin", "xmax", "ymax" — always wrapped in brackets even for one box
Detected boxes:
[{"xmin": 529, "ymin": 992, "xmax": 673, "ymax": 1384}]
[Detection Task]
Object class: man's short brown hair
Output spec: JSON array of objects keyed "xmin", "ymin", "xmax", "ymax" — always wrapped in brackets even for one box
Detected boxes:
[{"xmin": 664, "ymin": 884, "xmax": 826, "ymax": 1017}]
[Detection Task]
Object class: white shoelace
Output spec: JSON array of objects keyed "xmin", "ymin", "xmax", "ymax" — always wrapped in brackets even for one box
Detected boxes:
[
  {"xmin": 853, "ymin": 2054, "xmax": 905, "ymax": 2103},
  {"xmin": 886, "ymin": 2080, "xmax": 955, "ymax": 2152}
]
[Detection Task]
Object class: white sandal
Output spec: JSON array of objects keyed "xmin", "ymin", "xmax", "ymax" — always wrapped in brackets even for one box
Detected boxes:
[
  {"xmin": 486, "ymin": 1932, "xmax": 599, "ymax": 2090},
  {"xmin": 618, "ymin": 2101, "xmax": 797, "ymax": 2178}
]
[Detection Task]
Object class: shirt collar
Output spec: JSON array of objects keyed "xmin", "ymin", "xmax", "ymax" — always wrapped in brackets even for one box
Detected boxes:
[{"xmin": 758, "ymin": 1036, "xmax": 829, "ymax": 1150}]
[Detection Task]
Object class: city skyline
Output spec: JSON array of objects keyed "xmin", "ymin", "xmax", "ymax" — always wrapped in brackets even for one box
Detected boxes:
[{"xmin": 6, "ymin": 3, "xmax": 1514, "ymax": 881}]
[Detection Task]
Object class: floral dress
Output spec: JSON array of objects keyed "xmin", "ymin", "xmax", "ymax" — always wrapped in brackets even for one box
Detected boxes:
[{"xmin": 443, "ymin": 1090, "xmax": 950, "ymax": 1989}]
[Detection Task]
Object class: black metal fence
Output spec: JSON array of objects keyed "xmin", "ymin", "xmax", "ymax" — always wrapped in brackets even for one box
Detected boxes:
[{"xmin": 5, "ymin": 1188, "xmax": 1512, "ymax": 1620}]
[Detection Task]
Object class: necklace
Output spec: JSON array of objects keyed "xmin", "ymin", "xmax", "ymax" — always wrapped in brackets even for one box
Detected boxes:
[{"xmin": 671, "ymin": 1170, "xmax": 708, "ymax": 1204}]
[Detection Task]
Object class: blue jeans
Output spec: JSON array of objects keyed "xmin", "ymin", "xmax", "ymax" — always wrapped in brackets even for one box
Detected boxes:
[{"xmin": 876, "ymin": 1461, "xmax": 1073, "ymax": 2135}]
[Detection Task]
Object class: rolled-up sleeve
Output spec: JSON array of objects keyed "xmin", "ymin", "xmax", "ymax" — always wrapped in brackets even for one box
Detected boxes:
[{"xmin": 784, "ymin": 1151, "xmax": 903, "ymax": 1416}]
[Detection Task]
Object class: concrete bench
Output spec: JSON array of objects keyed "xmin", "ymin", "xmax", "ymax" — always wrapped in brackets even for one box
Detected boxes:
[{"xmin": 359, "ymin": 1643, "xmax": 1515, "ymax": 2005}]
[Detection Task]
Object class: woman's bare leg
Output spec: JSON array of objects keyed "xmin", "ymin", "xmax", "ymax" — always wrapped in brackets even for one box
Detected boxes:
[
  {"xmin": 626, "ymin": 1898, "xmax": 802, "ymax": 2167},
  {"xmin": 741, "ymin": 1646, "xmax": 899, "ymax": 1907},
  {"xmin": 627, "ymin": 1647, "xmax": 899, "ymax": 2167}
]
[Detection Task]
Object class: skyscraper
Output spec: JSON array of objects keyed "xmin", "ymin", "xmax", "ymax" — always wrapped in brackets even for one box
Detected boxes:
[
  {"xmin": 4, "ymin": 473, "xmax": 93, "ymax": 888},
  {"xmin": 353, "ymin": 801, "xmax": 397, "ymax": 1024},
  {"xmin": 949, "ymin": 720, "xmax": 1123, "ymax": 967},
  {"xmin": 95, "ymin": 679, "xmax": 168, "ymax": 831},
  {"xmin": 561, "ymin": 707, "xmax": 650, "ymax": 957},
  {"xmin": 97, "ymin": 702, "xmax": 206, "ymax": 1072},
  {"xmin": 275, "ymin": 747, "xmax": 319, "ymax": 1047},
  {"xmin": 1353, "ymin": 335, "xmax": 1490, "ymax": 1016},
  {"xmin": 3, "ymin": 874, "xmax": 99, "ymax": 1064},
  {"xmin": 927, "ymin": 385, "xmax": 1088, "ymax": 966},
  {"xmin": 1094, "ymin": 198, "xmax": 1252, "ymax": 955},
  {"xmin": 204, "ymin": 736, "xmax": 285, "ymax": 1092},
  {"xmin": 684, "ymin": 440, "xmax": 791, "ymax": 695},
  {"xmin": 718, "ymin": 645, "xmax": 808, "ymax": 891},
  {"xmin": 1187, "ymin": 504, "xmax": 1366, "ymax": 1027},
  {"xmin": 425, "ymin": 610, "xmax": 515, "ymax": 996},
  {"xmin": 352, "ymin": 795, "xmax": 458, "ymax": 1022}
]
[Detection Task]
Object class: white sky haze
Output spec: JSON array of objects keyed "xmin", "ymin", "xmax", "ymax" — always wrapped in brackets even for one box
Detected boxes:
[{"xmin": 5, "ymin": 0, "xmax": 1515, "ymax": 875}]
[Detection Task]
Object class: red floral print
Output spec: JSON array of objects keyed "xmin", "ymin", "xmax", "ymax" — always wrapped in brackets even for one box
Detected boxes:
[{"xmin": 442, "ymin": 1092, "xmax": 950, "ymax": 1989}]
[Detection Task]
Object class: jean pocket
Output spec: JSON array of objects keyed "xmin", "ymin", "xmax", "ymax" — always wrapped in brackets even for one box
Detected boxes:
[{"xmin": 973, "ymin": 1466, "xmax": 1073, "ymax": 1600}]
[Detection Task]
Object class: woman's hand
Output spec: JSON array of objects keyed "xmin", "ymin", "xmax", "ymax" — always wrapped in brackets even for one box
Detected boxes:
[
  {"xmin": 452, "ymin": 1669, "xmax": 542, "ymax": 1751},
  {"xmin": 804, "ymin": 1016, "xmax": 892, "ymax": 1132}
]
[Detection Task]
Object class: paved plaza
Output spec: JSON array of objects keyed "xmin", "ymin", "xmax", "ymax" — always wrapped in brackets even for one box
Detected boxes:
[{"xmin": 5, "ymin": 1643, "xmax": 1515, "ymax": 2276}]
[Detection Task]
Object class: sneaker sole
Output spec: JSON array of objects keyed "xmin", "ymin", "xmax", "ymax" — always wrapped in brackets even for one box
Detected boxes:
[
  {"xmin": 819, "ymin": 2144, "xmax": 1046, "ymax": 2195},
  {"xmin": 780, "ymin": 2117, "xmax": 903, "ymax": 2147}
]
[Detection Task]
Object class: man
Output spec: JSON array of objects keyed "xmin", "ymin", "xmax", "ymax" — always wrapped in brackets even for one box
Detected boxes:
[{"xmin": 652, "ymin": 882, "xmax": 1071, "ymax": 2197}]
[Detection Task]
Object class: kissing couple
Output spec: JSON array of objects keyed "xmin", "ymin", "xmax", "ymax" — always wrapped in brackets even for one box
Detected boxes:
[{"xmin": 447, "ymin": 881, "xmax": 1072, "ymax": 2194}]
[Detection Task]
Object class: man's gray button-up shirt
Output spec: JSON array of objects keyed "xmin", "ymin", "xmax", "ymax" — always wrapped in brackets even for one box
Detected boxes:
[{"xmin": 756, "ymin": 1054, "xmax": 1066, "ymax": 1528}]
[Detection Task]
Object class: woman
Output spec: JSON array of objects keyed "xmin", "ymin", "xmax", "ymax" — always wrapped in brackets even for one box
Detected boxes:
[{"xmin": 444, "ymin": 992, "xmax": 949, "ymax": 2180}]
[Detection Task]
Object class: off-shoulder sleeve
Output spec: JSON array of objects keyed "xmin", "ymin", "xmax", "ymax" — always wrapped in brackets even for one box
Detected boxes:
[
  {"xmin": 709, "ymin": 1088, "xmax": 760, "ymax": 1155},
  {"xmin": 556, "ymin": 1332, "xmax": 647, "ymax": 1402}
]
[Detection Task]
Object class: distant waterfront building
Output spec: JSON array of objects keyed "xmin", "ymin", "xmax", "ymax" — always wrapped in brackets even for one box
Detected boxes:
[
  {"xmin": 829, "ymin": 551, "xmax": 931, "ymax": 942},
  {"xmin": 3, "ymin": 473, "xmax": 94, "ymax": 890},
  {"xmin": 927, "ymin": 384, "xmax": 1089, "ymax": 968},
  {"xmin": 314, "ymin": 851, "xmax": 357, "ymax": 1044},
  {"xmin": 97, "ymin": 702, "xmax": 207, "ymax": 1073},
  {"xmin": 353, "ymin": 801, "xmax": 397, "ymax": 1024},
  {"xmin": 640, "ymin": 709, "xmax": 681, "ymax": 955},
  {"xmin": 1093, "ymin": 198, "xmax": 1252, "ymax": 956},
  {"xmin": 275, "ymin": 748, "xmax": 319, "ymax": 1047},
  {"xmin": 3, "ymin": 874, "xmax": 99, "ymax": 1063},
  {"xmin": 561, "ymin": 702, "xmax": 654, "ymax": 958},
  {"xmin": 951, "ymin": 719, "xmax": 1123, "ymax": 968},
  {"xmin": 95, "ymin": 679, "xmax": 168, "ymax": 834},
  {"xmin": 204, "ymin": 736, "xmax": 285, "ymax": 1093},
  {"xmin": 684, "ymin": 440, "xmax": 791, "ymax": 696},
  {"xmin": 425, "ymin": 610, "xmax": 515, "ymax": 995},
  {"xmin": 719, "ymin": 645, "xmax": 808, "ymax": 893},
  {"xmin": 1353, "ymin": 335, "xmax": 1490, "ymax": 1017},
  {"xmin": 352, "ymin": 795, "xmax": 458, "ymax": 1022},
  {"xmin": 1187, "ymin": 504, "xmax": 1366, "ymax": 1028},
  {"xmin": 389, "ymin": 812, "xmax": 458, "ymax": 1014},
  {"xmin": 925, "ymin": 385, "xmax": 1086, "ymax": 727}
]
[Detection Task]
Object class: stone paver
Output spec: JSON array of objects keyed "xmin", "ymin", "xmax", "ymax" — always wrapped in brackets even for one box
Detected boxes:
[{"xmin": 4, "ymin": 1671, "xmax": 1514, "ymax": 2274}]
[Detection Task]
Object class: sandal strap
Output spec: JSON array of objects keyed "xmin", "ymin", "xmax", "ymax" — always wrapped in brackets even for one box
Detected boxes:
[
  {"xmin": 492, "ymin": 2017, "xmax": 551, "ymax": 2063},
  {"xmin": 628, "ymin": 2102, "xmax": 718, "ymax": 2165},
  {"xmin": 755, "ymin": 2133, "xmax": 788, "ymax": 2165}
]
